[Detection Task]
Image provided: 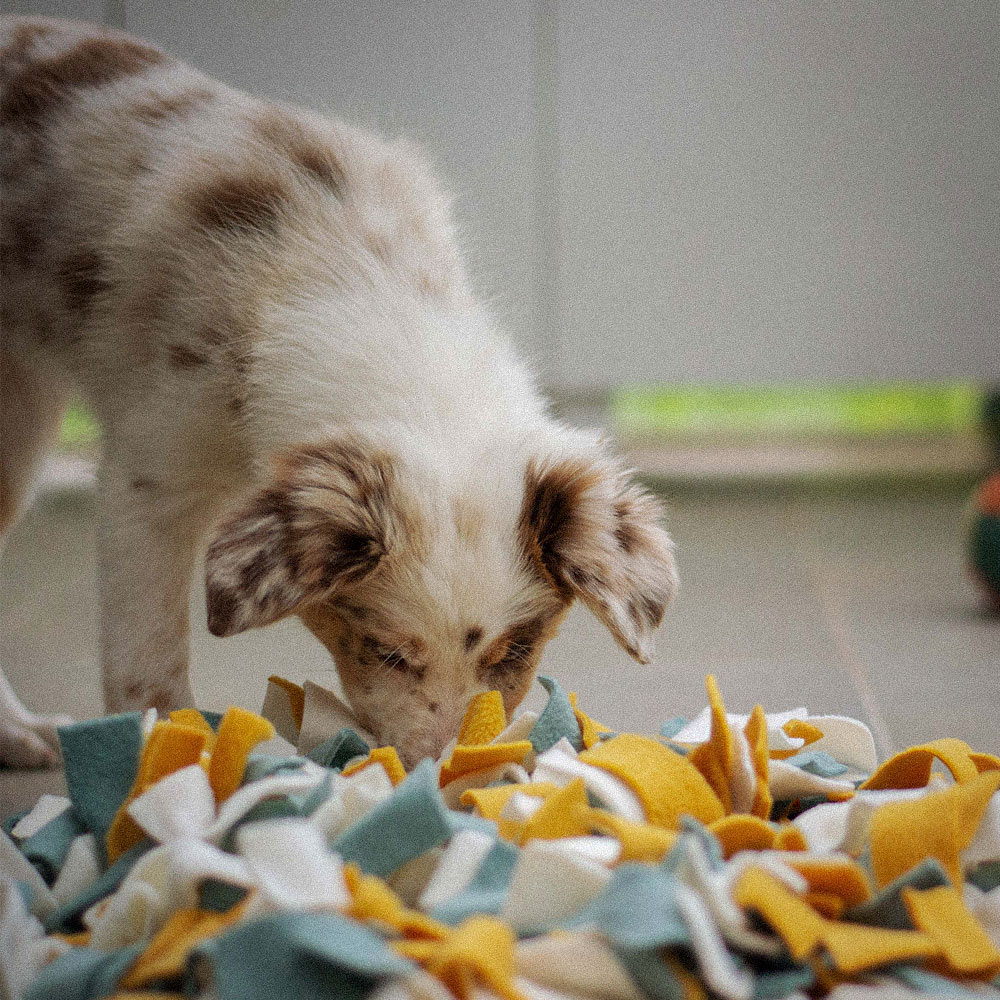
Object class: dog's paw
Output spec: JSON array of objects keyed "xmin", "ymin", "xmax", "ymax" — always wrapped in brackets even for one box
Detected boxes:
[{"xmin": 0, "ymin": 714, "xmax": 73, "ymax": 770}]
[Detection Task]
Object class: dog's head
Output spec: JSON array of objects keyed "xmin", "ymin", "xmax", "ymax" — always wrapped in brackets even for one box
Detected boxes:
[{"xmin": 204, "ymin": 434, "xmax": 677, "ymax": 766}]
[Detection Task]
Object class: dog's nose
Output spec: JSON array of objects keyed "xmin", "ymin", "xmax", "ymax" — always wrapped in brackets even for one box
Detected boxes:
[{"xmin": 393, "ymin": 731, "xmax": 447, "ymax": 770}]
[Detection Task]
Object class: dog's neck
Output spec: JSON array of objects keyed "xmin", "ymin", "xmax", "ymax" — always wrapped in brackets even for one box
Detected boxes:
[{"xmin": 245, "ymin": 280, "xmax": 552, "ymax": 474}]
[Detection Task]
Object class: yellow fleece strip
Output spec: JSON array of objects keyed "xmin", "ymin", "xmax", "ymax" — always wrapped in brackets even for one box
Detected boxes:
[
  {"xmin": 106, "ymin": 720, "xmax": 208, "ymax": 863},
  {"xmin": 208, "ymin": 707, "xmax": 276, "ymax": 804},
  {"xmin": 582, "ymin": 732, "xmax": 725, "ymax": 828}
]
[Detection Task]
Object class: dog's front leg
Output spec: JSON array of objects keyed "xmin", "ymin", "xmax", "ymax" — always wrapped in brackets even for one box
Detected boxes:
[{"xmin": 97, "ymin": 464, "xmax": 205, "ymax": 715}]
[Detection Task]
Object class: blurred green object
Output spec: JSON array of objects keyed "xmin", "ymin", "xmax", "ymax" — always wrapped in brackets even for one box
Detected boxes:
[
  {"xmin": 59, "ymin": 402, "xmax": 100, "ymax": 450},
  {"xmin": 611, "ymin": 381, "xmax": 985, "ymax": 439}
]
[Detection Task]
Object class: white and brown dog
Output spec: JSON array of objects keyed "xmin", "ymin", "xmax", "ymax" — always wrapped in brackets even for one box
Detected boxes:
[{"xmin": 0, "ymin": 16, "xmax": 677, "ymax": 769}]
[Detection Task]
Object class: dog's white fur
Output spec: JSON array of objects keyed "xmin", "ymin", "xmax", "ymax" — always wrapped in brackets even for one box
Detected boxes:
[{"xmin": 0, "ymin": 16, "xmax": 678, "ymax": 768}]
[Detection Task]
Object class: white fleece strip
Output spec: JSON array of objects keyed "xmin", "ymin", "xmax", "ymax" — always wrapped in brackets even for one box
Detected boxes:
[
  {"xmin": 206, "ymin": 770, "xmax": 327, "ymax": 843},
  {"xmin": 515, "ymin": 930, "xmax": 645, "ymax": 1000},
  {"xmin": 298, "ymin": 681, "xmax": 375, "ymax": 755},
  {"xmin": 672, "ymin": 831, "xmax": 784, "ymax": 958},
  {"xmin": 533, "ymin": 739, "xmax": 645, "ymax": 823},
  {"xmin": 237, "ymin": 817, "xmax": 349, "ymax": 913},
  {"xmin": 128, "ymin": 764, "xmax": 217, "ymax": 843},
  {"xmin": 9, "ymin": 795, "xmax": 72, "ymax": 840},
  {"xmin": 50, "ymin": 834, "xmax": 100, "ymax": 908},
  {"xmin": 418, "ymin": 828, "xmax": 495, "ymax": 911},
  {"xmin": 501, "ymin": 840, "xmax": 611, "ymax": 934},
  {"xmin": 0, "ymin": 877, "xmax": 69, "ymax": 1000},
  {"xmin": 675, "ymin": 883, "xmax": 753, "ymax": 1000},
  {"xmin": 801, "ymin": 715, "xmax": 878, "ymax": 774},
  {"xmin": 310, "ymin": 764, "xmax": 394, "ymax": 840},
  {"xmin": 0, "ymin": 832, "xmax": 54, "ymax": 918},
  {"xmin": 767, "ymin": 758, "xmax": 856, "ymax": 801},
  {"xmin": 85, "ymin": 838, "xmax": 253, "ymax": 950},
  {"xmin": 673, "ymin": 706, "xmax": 808, "ymax": 749}
]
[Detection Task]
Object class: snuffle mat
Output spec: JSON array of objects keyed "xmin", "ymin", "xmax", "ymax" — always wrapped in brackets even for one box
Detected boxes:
[{"xmin": 3, "ymin": 673, "xmax": 1000, "ymax": 1000}]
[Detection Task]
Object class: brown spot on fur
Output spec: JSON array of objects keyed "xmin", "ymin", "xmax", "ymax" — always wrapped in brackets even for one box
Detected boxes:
[
  {"xmin": 294, "ymin": 144, "xmax": 344, "ymax": 193},
  {"xmin": 453, "ymin": 498, "xmax": 485, "ymax": 543},
  {"xmin": 239, "ymin": 547, "xmax": 280, "ymax": 593},
  {"xmin": 123, "ymin": 679, "xmax": 146, "ymax": 702},
  {"xmin": 130, "ymin": 477, "xmax": 157, "ymax": 491},
  {"xmin": 58, "ymin": 250, "xmax": 109, "ymax": 313},
  {"xmin": 168, "ymin": 343, "xmax": 209, "ymax": 369},
  {"xmin": 519, "ymin": 458, "xmax": 601, "ymax": 591},
  {"xmin": 279, "ymin": 439, "xmax": 418, "ymax": 555},
  {"xmin": 504, "ymin": 616, "xmax": 549, "ymax": 655},
  {"xmin": 614, "ymin": 499, "xmax": 641, "ymax": 554},
  {"xmin": 206, "ymin": 587, "xmax": 239, "ymax": 637},
  {"xmin": 627, "ymin": 597, "xmax": 643, "ymax": 629},
  {"xmin": 464, "ymin": 627, "xmax": 484, "ymax": 651},
  {"xmin": 320, "ymin": 528, "xmax": 382, "ymax": 589},
  {"xmin": 148, "ymin": 687, "xmax": 177, "ymax": 712},
  {"xmin": 229, "ymin": 351, "xmax": 252, "ymax": 394},
  {"xmin": 3, "ymin": 213, "xmax": 44, "ymax": 273},
  {"xmin": 638, "ymin": 592, "xmax": 666, "ymax": 628},
  {"xmin": 365, "ymin": 230, "xmax": 391, "ymax": 262},
  {"xmin": 4, "ymin": 21, "xmax": 55, "ymax": 58},
  {"xmin": 187, "ymin": 171, "xmax": 288, "ymax": 234},
  {"xmin": 197, "ymin": 323, "xmax": 229, "ymax": 346},
  {"xmin": 1, "ymin": 34, "xmax": 166, "ymax": 128},
  {"xmin": 567, "ymin": 565, "xmax": 601, "ymax": 592},
  {"xmin": 252, "ymin": 109, "xmax": 345, "ymax": 197},
  {"xmin": 131, "ymin": 87, "xmax": 212, "ymax": 124},
  {"xmin": 126, "ymin": 152, "xmax": 150, "ymax": 175},
  {"xmin": 415, "ymin": 270, "xmax": 447, "ymax": 298}
]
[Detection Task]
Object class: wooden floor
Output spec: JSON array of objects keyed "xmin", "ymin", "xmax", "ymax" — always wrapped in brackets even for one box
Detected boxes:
[{"xmin": 2, "ymin": 472, "xmax": 997, "ymax": 815}]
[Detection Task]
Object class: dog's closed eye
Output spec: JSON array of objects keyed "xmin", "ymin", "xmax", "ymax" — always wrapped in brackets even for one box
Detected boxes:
[
  {"xmin": 477, "ymin": 616, "xmax": 552, "ymax": 684},
  {"xmin": 360, "ymin": 636, "xmax": 425, "ymax": 679}
]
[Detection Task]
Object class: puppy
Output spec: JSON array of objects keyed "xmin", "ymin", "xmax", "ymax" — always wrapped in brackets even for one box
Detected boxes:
[{"xmin": 0, "ymin": 16, "xmax": 678, "ymax": 769}]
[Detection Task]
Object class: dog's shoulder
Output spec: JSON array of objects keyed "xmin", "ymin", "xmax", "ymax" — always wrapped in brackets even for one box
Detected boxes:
[{"xmin": 0, "ymin": 16, "xmax": 172, "ymax": 126}]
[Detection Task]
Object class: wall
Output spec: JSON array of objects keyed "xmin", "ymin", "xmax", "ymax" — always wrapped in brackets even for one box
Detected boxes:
[{"xmin": 7, "ymin": 1, "xmax": 998, "ymax": 390}]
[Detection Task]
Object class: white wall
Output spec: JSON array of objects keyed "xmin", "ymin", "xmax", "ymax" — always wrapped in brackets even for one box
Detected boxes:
[
  {"xmin": 8, "ymin": 1, "xmax": 998, "ymax": 389},
  {"xmin": 554, "ymin": 3, "xmax": 999, "ymax": 389},
  {"xmin": 3, "ymin": 0, "xmax": 103, "ymax": 20}
]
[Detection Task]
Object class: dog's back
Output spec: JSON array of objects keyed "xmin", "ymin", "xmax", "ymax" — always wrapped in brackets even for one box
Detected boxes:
[
  {"xmin": 3, "ymin": 17, "xmax": 198, "ymax": 368},
  {"xmin": 1, "ymin": 16, "xmax": 477, "ymax": 439}
]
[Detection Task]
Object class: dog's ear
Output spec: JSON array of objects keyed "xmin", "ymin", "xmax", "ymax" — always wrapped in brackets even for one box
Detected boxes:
[
  {"xmin": 519, "ymin": 454, "xmax": 678, "ymax": 663},
  {"xmin": 204, "ymin": 439, "xmax": 399, "ymax": 636}
]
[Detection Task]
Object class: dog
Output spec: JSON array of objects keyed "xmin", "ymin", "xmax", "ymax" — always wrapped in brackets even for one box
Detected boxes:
[{"xmin": 0, "ymin": 16, "xmax": 678, "ymax": 769}]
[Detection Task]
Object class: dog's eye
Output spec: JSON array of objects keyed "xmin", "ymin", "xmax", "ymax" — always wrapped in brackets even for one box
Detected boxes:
[
  {"xmin": 376, "ymin": 646, "xmax": 410, "ymax": 672},
  {"xmin": 479, "ymin": 618, "xmax": 549, "ymax": 683},
  {"xmin": 382, "ymin": 650, "xmax": 410, "ymax": 672},
  {"xmin": 488, "ymin": 641, "xmax": 534, "ymax": 678},
  {"xmin": 361, "ymin": 636, "xmax": 411, "ymax": 673}
]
